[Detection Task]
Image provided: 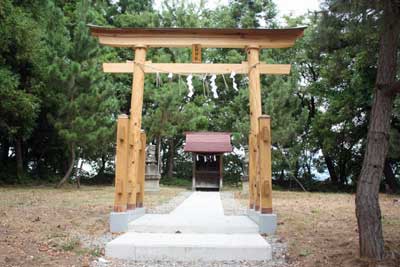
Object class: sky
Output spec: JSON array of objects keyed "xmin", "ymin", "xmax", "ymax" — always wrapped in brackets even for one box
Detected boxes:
[
  {"xmin": 154, "ymin": 0, "xmax": 321, "ymax": 24},
  {"xmin": 274, "ymin": 0, "xmax": 321, "ymax": 18}
]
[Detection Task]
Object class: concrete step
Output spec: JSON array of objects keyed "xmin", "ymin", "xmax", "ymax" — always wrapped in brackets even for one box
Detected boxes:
[
  {"xmin": 128, "ymin": 214, "xmax": 259, "ymax": 234},
  {"xmin": 106, "ymin": 232, "xmax": 272, "ymax": 261}
]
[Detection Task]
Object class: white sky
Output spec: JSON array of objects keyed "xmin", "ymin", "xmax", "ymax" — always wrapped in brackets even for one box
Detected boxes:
[
  {"xmin": 272, "ymin": 0, "xmax": 321, "ymax": 17},
  {"xmin": 154, "ymin": 0, "xmax": 321, "ymax": 24}
]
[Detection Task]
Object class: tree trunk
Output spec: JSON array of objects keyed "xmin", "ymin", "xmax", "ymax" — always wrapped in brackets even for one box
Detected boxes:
[
  {"xmin": 324, "ymin": 154, "xmax": 339, "ymax": 185},
  {"xmin": 279, "ymin": 169, "xmax": 285, "ymax": 185},
  {"xmin": 356, "ymin": 0, "xmax": 400, "ymax": 259},
  {"xmin": 98, "ymin": 155, "xmax": 106, "ymax": 176},
  {"xmin": 15, "ymin": 137, "xmax": 23, "ymax": 178},
  {"xmin": 56, "ymin": 144, "xmax": 76, "ymax": 188},
  {"xmin": 167, "ymin": 138, "xmax": 174, "ymax": 178},
  {"xmin": 76, "ymin": 159, "xmax": 84, "ymax": 189},
  {"xmin": 383, "ymin": 159, "xmax": 398, "ymax": 193},
  {"xmin": 339, "ymin": 158, "xmax": 347, "ymax": 186}
]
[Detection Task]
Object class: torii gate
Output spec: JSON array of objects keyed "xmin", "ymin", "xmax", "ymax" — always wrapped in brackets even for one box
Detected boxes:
[{"xmin": 89, "ymin": 25, "xmax": 305, "ymax": 232}]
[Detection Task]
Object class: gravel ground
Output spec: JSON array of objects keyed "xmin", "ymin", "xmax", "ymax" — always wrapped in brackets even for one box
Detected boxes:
[
  {"xmin": 78, "ymin": 191, "xmax": 193, "ymax": 253},
  {"xmin": 92, "ymin": 258, "xmax": 289, "ymax": 267},
  {"xmin": 90, "ymin": 190, "xmax": 289, "ymax": 267}
]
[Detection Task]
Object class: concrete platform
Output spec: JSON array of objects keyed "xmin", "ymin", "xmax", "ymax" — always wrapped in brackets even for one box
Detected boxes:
[
  {"xmin": 109, "ymin": 207, "xmax": 145, "ymax": 233},
  {"xmin": 247, "ymin": 208, "xmax": 277, "ymax": 234},
  {"xmin": 106, "ymin": 232, "xmax": 272, "ymax": 261},
  {"xmin": 107, "ymin": 192, "xmax": 272, "ymax": 261}
]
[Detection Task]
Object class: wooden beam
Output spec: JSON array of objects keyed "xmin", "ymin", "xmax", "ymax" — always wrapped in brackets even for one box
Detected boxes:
[
  {"xmin": 248, "ymin": 134, "xmax": 255, "ymax": 209},
  {"xmin": 127, "ymin": 46, "xmax": 147, "ymax": 210},
  {"xmin": 89, "ymin": 26, "xmax": 306, "ymax": 49},
  {"xmin": 136, "ymin": 130, "xmax": 146, "ymax": 208},
  {"xmin": 258, "ymin": 115, "xmax": 272, "ymax": 214},
  {"xmin": 259, "ymin": 64, "xmax": 291, "ymax": 75},
  {"xmin": 89, "ymin": 26, "xmax": 305, "ymax": 49},
  {"xmin": 113, "ymin": 114, "xmax": 129, "ymax": 212},
  {"xmin": 90, "ymin": 27, "xmax": 305, "ymax": 48},
  {"xmin": 104, "ymin": 63, "xmax": 134, "ymax": 73},
  {"xmin": 103, "ymin": 62, "xmax": 291, "ymax": 75},
  {"xmin": 97, "ymin": 36, "xmax": 296, "ymax": 48}
]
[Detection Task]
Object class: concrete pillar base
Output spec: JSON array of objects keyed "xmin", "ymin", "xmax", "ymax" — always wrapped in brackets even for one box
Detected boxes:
[
  {"xmin": 145, "ymin": 180, "xmax": 160, "ymax": 192},
  {"xmin": 242, "ymin": 181, "xmax": 249, "ymax": 195},
  {"xmin": 110, "ymin": 207, "xmax": 146, "ymax": 233},
  {"xmin": 247, "ymin": 209, "xmax": 277, "ymax": 235}
]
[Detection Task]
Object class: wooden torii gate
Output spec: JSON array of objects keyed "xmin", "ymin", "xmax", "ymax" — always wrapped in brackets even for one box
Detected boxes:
[{"xmin": 89, "ymin": 26, "xmax": 305, "ymax": 215}]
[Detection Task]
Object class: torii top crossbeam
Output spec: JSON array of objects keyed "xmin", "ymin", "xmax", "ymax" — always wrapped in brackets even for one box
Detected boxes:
[
  {"xmin": 89, "ymin": 25, "xmax": 306, "ymax": 75},
  {"xmin": 89, "ymin": 25, "xmax": 306, "ymax": 49}
]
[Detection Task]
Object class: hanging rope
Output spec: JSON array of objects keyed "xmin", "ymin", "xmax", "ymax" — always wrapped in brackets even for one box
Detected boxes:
[
  {"xmin": 130, "ymin": 61, "xmax": 251, "ymax": 96},
  {"xmin": 132, "ymin": 61, "xmax": 248, "ymax": 76}
]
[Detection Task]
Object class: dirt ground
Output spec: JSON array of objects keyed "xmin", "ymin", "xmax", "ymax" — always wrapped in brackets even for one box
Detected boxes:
[
  {"xmin": 0, "ymin": 185, "xmax": 184, "ymax": 267},
  {"xmin": 0, "ymin": 186, "xmax": 399, "ymax": 267},
  {"xmin": 236, "ymin": 191, "xmax": 400, "ymax": 267}
]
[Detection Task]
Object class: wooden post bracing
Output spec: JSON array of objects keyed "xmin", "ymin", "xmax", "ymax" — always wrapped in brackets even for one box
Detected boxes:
[
  {"xmin": 258, "ymin": 115, "xmax": 273, "ymax": 213},
  {"xmin": 247, "ymin": 45, "xmax": 262, "ymax": 211},
  {"xmin": 113, "ymin": 114, "xmax": 129, "ymax": 212},
  {"xmin": 248, "ymin": 134, "xmax": 255, "ymax": 208},
  {"xmin": 127, "ymin": 45, "xmax": 147, "ymax": 210},
  {"xmin": 136, "ymin": 130, "xmax": 146, "ymax": 208}
]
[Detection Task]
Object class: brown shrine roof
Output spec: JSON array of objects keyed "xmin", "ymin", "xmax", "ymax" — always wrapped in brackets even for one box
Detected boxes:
[{"xmin": 184, "ymin": 132, "xmax": 233, "ymax": 153}]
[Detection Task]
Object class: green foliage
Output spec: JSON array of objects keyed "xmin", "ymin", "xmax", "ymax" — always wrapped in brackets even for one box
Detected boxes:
[
  {"xmin": 0, "ymin": 69, "xmax": 40, "ymax": 139},
  {"xmin": 0, "ymin": 0, "xmax": 398, "ymax": 191}
]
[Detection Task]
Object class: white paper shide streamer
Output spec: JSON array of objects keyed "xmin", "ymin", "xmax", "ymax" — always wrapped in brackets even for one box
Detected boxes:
[
  {"xmin": 186, "ymin": 74, "xmax": 194, "ymax": 98},
  {"xmin": 230, "ymin": 71, "xmax": 238, "ymax": 91},
  {"xmin": 210, "ymin": 74, "xmax": 218, "ymax": 98},
  {"xmin": 156, "ymin": 72, "xmax": 161, "ymax": 87}
]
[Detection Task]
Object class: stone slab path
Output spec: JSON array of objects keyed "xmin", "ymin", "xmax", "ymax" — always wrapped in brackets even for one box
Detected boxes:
[
  {"xmin": 129, "ymin": 191, "xmax": 258, "ymax": 233},
  {"xmin": 106, "ymin": 192, "xmax": 271, "ymax": 261}
]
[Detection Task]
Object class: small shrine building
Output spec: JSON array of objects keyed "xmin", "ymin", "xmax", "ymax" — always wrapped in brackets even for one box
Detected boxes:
[{"xmin": 184, "ymin": 132, "xmax": 233, "ymax": 190}]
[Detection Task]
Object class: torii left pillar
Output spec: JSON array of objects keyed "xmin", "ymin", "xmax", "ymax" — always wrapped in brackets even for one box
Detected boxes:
[
  {"xmin": 110, "ymin": 46, "xmax": 147, "ymax": 232},
  {"xmin": 247, "ymin": 45, "xmax": 276, "ymax": 234}
]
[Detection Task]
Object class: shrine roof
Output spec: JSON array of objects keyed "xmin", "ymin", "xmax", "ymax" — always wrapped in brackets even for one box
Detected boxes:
[
  {"xmin": 88, "ymin": 25, "xmax": 306, "ymax": 48},
  {"xmin": 184, "ymin": 132, "xmax": 233, "ymax": 153}
]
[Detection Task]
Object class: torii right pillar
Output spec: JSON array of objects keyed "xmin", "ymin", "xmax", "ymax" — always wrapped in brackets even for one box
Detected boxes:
[{"xmin": 247, "ymin": 45, "xmax": 277, "ymax": 234}]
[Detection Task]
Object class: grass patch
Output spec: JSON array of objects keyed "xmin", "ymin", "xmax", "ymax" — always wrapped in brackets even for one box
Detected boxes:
[
  {"xmin": 61, "ymin": 237, "xmax": 81, "ymax": 251},
  {"xmin": 160, "ymin": 177, "xmax": 191, "ymax": 187},
  {"xmin": 0, "ymin": 185, "xmax": 184, "ymax": 266}
]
